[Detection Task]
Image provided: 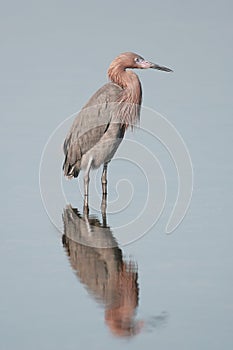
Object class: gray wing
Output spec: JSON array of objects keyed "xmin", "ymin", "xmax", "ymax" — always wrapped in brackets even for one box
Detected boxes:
[{"xmin": 63, "ymin": 82, "xmax": 122, "ymax": 177}]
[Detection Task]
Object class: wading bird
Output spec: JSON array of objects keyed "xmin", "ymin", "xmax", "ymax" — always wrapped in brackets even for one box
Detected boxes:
[{"xmin": 63, "ymin": 52, "xmax": 172, "ymax": 207}]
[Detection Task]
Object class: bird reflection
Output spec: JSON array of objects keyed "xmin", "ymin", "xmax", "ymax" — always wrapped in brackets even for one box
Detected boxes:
[{"xmin": 62, "ymin": 205, "xmax": 143, "ymax": 337}]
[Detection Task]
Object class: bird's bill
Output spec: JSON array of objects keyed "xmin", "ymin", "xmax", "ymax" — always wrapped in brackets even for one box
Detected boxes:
[
  {"xmin": 140, "ymin": 60, "xmax": 173, "ymax": 72},
  {"xmin": 150, "ymin": 62, "xmax": 173, "ymax": 72}
]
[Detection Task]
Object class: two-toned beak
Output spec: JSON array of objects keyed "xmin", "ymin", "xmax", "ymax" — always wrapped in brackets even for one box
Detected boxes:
[
  {"xmin": 149, "ymin": 62, "xmax": 173, "ymax": 72},
  {"xmin": 140, "ymin": 60, "xmax": 173, "ymax": 72}
]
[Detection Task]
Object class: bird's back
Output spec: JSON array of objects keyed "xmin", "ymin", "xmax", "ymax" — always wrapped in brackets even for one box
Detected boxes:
[{"xmin": 63, "ymin": 82, "xmax": 124, "ymax": 177}]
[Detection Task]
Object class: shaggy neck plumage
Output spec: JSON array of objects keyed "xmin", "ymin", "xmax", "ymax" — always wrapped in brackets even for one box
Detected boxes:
[{"xmin": 108, "ymin": 63, "xmax": 142, "ymax": 127}]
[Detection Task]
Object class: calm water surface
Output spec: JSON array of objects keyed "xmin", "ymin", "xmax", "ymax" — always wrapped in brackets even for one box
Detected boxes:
[{"xmin": 1, "ymin": 109, "xmax": 232, "ymax": 349}]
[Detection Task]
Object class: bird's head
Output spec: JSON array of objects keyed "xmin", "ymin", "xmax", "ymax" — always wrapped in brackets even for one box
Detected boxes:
[{"xmin": 112, "ymin": 52, "xmax": 173, "ymax": 72}]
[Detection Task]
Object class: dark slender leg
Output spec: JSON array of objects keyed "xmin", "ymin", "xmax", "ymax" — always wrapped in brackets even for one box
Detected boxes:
[
  {"xmin": 83, "ymin": 201, "xmax": 89, "ymax": 216},
  {"xmin": 101, "ymin": 193, "xmax": 107, "ymax": 224},
  {"xmin": 101, "ymin": 163, "xmax": 108, "ymax": 195},
  {"xmin": 83, "ymin": 158, "xmax": 92, "ymax": 209},
  {"xmin": 83, "ymin": 173, "xmax": 90, "ymax": 209},
  {"xmin": 101, "ymin": 163, "xmax": 108, "ymax": 220}
]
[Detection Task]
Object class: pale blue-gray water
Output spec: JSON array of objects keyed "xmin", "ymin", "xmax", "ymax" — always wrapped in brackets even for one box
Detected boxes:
[{"xmin": 1, "ymin": 1, "xmax": 233, "ymax": 349}]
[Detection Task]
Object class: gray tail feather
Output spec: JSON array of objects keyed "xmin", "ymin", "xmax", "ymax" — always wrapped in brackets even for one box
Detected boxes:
[
  {"xmin": 63, "ymin": 157, "xmax": 80, "ymax": 178},
  {"xmin": 72, "ymin": 166, "xmax": 80, "ymax": 178}
]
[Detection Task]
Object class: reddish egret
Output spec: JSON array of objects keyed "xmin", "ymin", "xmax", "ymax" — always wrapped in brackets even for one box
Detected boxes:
[{"xmin": 63, "ymin": 52, "xmax": 172, "ymax": 206}]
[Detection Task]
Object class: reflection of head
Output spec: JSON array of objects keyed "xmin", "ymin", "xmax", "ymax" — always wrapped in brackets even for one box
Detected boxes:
[
  {"xmin": 105, "ymin": 312, "xmax": 144, "ymax": 337},
  {"xmin": 62, "ymin": 206, "xmax": 143, "ymax": 338},
  {"xmin": 104, "ymin": 263, "xmax": 144, "ymax": 337}
]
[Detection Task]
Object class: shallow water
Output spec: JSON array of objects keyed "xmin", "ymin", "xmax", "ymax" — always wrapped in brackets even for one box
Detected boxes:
[
  {"xmin": 1, "ymin": 1, "xmax": 233, "ymax": 349},
  {"xmin": 1, "ymin": 106, "xmax": 232, "ymax": 349}
]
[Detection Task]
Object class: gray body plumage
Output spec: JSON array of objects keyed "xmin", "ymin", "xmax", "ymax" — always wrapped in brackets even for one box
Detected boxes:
[{"xmin": 63, "ymin": 82, "xmax": 125, "ymax": 178}]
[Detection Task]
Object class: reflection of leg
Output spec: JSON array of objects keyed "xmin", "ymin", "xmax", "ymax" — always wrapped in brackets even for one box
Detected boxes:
[
  {"xmin": 83, "ymin": 157, "xmax": 92, "ymax": 209},
  {"xmin": 101, "ymin": 193, "xmax": 107, "ymax": 226},
  {"xmin": 101, "ymin": 163, "xmax": 108, "ymax": 195}
]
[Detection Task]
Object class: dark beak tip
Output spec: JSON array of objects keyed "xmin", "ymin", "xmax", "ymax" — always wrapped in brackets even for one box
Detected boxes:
[
  {"xmin": 160, "ymin": 67, "xmax": 173, "ymax": 73},
  {"xmin": 150, "ymin": 63, "xmax": 173, "ymax": 72}
]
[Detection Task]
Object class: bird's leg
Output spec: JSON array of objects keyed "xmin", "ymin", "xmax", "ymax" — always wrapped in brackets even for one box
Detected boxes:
[
  {"xmin": 83, "ymin": 200, "xmax": 89, "ymax": 216},
  {"xmin": 102, "ymin": 208, "xmax": 107, "ymax": 227},
  {"xmin": 101, "ymin": 163, "xmax": 108, "ymax": 195},
  {"xmin": 101, "ymin": 162, "xmax": 108, "ymax": 219},
  {"xmin": 83, "ymin": 200, "xmax": 89, "ymax": 221},
  {"xmin": 83, "ymin": 177, "xmax": 89, "ymax": 214},
  {"xmin": 84, "ymin": 173, "xmax": 89, "ymax": 199},
  {"xmin": 83, "ymin": 158, "xmax": 92, "ymax": 210},
  {"xmin": 101, "ymin": 193, "xmax": 107, "ymax": 223}
]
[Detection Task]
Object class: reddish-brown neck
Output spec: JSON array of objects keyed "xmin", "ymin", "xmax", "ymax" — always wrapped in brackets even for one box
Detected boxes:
[
  {"xmin": 108, "ymin": 64, "xmax": 142, "ymax": 106},
  {"xmin": 108, "ymin": 62, "xmax": 142, "ymax": 127}
]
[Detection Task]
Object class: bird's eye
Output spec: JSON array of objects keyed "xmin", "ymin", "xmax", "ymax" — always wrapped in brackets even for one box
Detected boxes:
[{"xmin": 134, "ymin": 57, "xmax": 143, "ymax": 63}]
